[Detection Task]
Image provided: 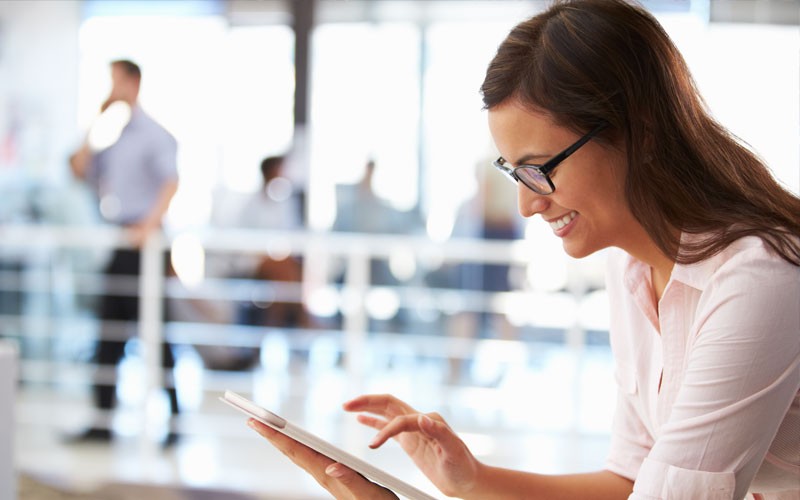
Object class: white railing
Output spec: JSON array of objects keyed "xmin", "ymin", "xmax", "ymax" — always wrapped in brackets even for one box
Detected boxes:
[{"xmin": 1, "ymin": 223, "xmax": 611, "ymax": 453}]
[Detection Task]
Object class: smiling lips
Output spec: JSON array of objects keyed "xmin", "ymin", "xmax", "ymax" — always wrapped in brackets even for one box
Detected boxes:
[{"xmin": 549, "ymin": 211, "xmax": 577, "ymax": 231}]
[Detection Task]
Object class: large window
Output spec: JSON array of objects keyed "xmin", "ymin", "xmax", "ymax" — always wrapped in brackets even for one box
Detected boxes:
[
  {"xmin": 75, "ymin": 5, "xmax": 798, "ymax": 233},
  {"xmin": 309, "ymin": 22, "xmax": 422, "ymax": 230},
  {"xmin": 421, "ymin": 21, "xmax": 521, "ymax": 241},
  {"xmin": 77, "ymin": 8, "xmax": 295, "ymax": 230}
]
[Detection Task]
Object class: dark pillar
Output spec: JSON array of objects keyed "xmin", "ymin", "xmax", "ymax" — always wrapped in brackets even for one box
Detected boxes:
[{"xmin": 291, "ymin": 0, "xmax": 314, "ymax": 128}]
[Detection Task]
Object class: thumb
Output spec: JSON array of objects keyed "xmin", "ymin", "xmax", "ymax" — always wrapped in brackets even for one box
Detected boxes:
[
  {"xmin": 326, "ymin": 463, "xmax": 398, "ymax": 499},
  {"xmin": 326, "ymin": 462, "xmax": 359, "ymax": 483}
]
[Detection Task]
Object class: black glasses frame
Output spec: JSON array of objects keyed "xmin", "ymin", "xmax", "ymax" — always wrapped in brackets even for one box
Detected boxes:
[{"xmin": 492, "ymin": 123, "xmax": 608, "ymax": 195}]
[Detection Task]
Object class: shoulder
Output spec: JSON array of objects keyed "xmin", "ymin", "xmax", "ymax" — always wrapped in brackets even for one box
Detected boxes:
[
  {"xmin": 678, "ymin": 236, "xmax": 799, "ymax": 343},
  {"xmin": 134, "ymin": 108, "xmax": 177, "ymax": 146},
  {"xmin": 676, "ymin": 235, "xmax": 799, "ymax": 292}
]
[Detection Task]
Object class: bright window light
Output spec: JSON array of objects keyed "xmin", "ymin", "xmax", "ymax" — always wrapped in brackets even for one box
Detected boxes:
[{"xmin": 309, "ymin": 23, "xmax": 421, "ymax": 229}]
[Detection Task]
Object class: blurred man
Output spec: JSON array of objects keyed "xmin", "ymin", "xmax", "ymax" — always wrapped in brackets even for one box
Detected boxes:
[
  {"xmin": 237, "ymin": 155, "xmax": 307, "ymax": 330},
  {"xmin": 69, "ymin": 59, "xmax": 180, "ymax": 446}
]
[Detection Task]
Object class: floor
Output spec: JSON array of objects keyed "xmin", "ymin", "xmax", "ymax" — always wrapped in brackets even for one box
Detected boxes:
[{"xmin": 13, "ymin": 341, "xmax": 616, "ymax": 499}]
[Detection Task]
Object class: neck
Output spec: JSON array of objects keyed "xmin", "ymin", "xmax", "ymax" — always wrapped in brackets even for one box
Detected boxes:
[
  {"xmin": 650, "ymin": 254, "xmax": 675, "ymax": 301},
  {"xmin": 620, "ymin": 227, "xmax": 677, "ymax": 287}
]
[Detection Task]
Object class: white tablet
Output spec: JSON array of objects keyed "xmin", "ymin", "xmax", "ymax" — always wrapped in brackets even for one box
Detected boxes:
[{"xmin": 220, "ymin": 390, "xmax": 439, "ymax": 500}]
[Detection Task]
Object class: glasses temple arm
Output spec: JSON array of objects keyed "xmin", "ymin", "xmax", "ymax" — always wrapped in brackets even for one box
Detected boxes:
[{"xmin": 542, "ymin": 123, "xmax": 607, "ymax": 174}]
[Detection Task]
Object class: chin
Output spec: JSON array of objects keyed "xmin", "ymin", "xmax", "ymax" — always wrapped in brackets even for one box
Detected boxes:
[{"xmin": 562, "ymin": 240, "xmax": 600, "ymax": 260}]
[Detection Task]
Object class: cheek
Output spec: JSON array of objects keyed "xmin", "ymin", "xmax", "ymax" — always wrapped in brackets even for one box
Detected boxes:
[{"xmin": 561, "ymin": 165, "xmax": 627, "ymax": 220}]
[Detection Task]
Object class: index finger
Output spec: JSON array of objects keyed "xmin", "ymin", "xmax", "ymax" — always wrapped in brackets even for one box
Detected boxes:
[{"xmin": 343, "ymin": 394, "xmax": 418, "ymax": 418}]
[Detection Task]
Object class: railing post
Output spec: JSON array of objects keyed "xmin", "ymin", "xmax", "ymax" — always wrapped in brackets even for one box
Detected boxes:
[
  {"xmin": 0, "ymin": 340, "xmax": 18, "ymax": 500},
  {"xmin": 342, "ymin": 249, "xmax": 370, "ymax": 392},
  {"xmin": 138, "ymin": 233, "xmax": 164, "ymax": 450},
  {"xmin": 566, "ymin": 271, "xmax": 588, "ymax": 437}
]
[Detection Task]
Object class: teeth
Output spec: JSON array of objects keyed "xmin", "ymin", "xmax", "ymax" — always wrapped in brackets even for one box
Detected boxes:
[{"xmin": 549, "ymin": 211, "xmax": 576, "ymax": 231}]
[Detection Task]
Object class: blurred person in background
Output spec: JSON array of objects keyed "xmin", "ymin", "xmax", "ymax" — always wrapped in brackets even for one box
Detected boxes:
[
  {"xmin": 333, "ymin": 159, "xmax": 419, "ymax": 281},
  {"xmin": 247, "ymin": 0, "xmax": 800, "ymax": 498},
  {"xmin": 181, "ymin": 155, "xmax": 307, "ymax": 371},
  {"xmin": 333, "ymin": 159, "xmax": 407, "ymax": 236},
  {"xmin": 236, "ymin": 155, "xmax": 308, "ymax": 330},
  {"xmin": 332, "ymin": 159, "xmax": 420, "ymax": 332},
  {"xmin": 69, "ymin": 59, "xmax": 180, "ymax": 446}
]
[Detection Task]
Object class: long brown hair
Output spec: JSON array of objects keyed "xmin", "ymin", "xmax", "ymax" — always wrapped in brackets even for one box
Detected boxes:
[{"xmin": 481, "ymin": 0, "xmax": 800, "ymax": 266}]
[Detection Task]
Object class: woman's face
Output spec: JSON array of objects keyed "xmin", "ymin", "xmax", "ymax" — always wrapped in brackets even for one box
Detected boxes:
[{"xmin": 488, "ymin": 100, "xmax": 640, "ymax": 259}]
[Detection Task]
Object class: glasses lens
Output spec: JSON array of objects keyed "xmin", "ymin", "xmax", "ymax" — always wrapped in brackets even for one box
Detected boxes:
[{"xmin": 516, "ymin": 167, "xmax": 553, "ymax": 194}]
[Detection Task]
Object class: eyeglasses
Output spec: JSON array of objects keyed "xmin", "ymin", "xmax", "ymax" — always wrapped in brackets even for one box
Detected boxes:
[{"xmin": 493, "ymin": 123, "xmax": 607, "ymax": 195}]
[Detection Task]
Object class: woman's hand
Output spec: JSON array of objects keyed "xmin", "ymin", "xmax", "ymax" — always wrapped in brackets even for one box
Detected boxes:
[
  {"xmin": 247, "ymin": 418, "xmax": 399, "ymax": 500},
  {"xmin": 345, "ymin": 394, "xmax": 481, "ymax": 498}
]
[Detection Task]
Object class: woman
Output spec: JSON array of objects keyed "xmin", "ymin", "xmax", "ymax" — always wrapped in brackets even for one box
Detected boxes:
[{"xmin": 249, "ymin": 0, "xmax": 800, "ymax": 498}]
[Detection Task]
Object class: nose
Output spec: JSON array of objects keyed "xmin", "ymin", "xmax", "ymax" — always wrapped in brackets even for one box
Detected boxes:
[{"xmin": 517, "ymin": 182, "xmax": 550, "ymax": 218}]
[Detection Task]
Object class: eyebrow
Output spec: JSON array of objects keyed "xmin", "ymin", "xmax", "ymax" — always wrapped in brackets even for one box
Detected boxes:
[{"xmin": 511, "ymin": 152, "xmax": 552, "ymax": 166}]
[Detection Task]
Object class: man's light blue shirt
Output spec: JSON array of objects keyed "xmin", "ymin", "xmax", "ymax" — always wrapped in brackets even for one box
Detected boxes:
[{"xmin": 88, "ymin": 106, "xmax": 178, "ymax": 225}]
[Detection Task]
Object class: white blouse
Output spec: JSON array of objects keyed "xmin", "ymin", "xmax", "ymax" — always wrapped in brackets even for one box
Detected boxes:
[{"xmin": 604, "ymin": 236, "xmax": 800, "ymax": 500}]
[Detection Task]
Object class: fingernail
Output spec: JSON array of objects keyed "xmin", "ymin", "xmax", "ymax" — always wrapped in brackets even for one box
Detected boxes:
[
  {"xmin": 326, "ymin": 464, "xmax": 344, "ymax": 478},
  {"xmin": 420, "ymin": 414, "xmax": 433, "ymax": 427},
  {"xmin": 247, "ymin": 419, "xmax": 257, "ymax": 429}
]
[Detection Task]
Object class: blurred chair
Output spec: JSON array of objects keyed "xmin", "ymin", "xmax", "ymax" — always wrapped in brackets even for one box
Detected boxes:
[{"xmin": 0, "ymin": 339, "xmax": 18, "ymax": 500}]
